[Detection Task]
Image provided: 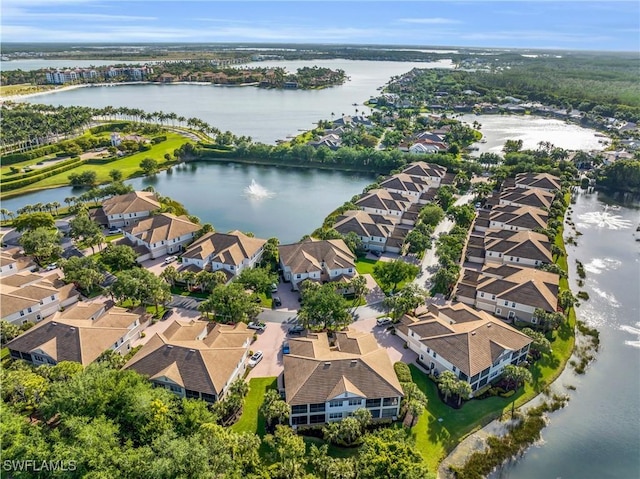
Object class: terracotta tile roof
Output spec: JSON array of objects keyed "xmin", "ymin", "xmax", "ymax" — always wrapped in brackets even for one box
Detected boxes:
[
  {"xmin": 124, "ymin": 213, "xmax": 200, "ymax": 245},
  {"xmin": 499, "ymin": 187, "xmax": 555, "ymax": 210},
  {"xmin": 484, "ymin": 229, "xmax": 551, "ymax": 263},
  {"xmin": 279, "ymin": 239, "xmax": 355, "ymax": 275},
  {"xmin": 515, "ymin": 173, "xmax": 561, "ymax": 192},
  {"xmin": 355, "ymin": 189, "xmax": 410, "ymax": 212},
  {"xmin": 334, "ymin": 210, "xmax": 394, "ymax": 238},
  {"xmin": 124, "ymin": 321, "xmax": 252, "ymax": 396},
  {"xmin": 489, "ymin": 204, "xmax": 549, "ymax": 230},
  {"xmin": 404, "ymin": 303, "xmax": 532, "ymax": 377},
  {"xmin": 102, "ymin": 191, "xmax": 161, "ymax": 216},
  {"xmin": 5, "ymin": 302, "xmax": 141, "ymax": 365},
  {"xmin": 458, "ymin": 265, "xmax": 559, "ymax": 312},
  {"xmin": 284, "ymin": 329, "xmax": 403, "ymax": 406},
  {"xmin": 182, "ymin": 230, "xmax": 266, "ymax": 264}
]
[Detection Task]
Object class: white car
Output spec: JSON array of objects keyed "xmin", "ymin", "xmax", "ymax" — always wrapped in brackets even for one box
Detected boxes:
[
  {"xmin": 247, "ymin": 321, "xmax": 266, "ymax": 331},
  {"xmin": 248, "ymin": 351, "xmax": 263, "ymax": 367},
  {"xmin": 44, "ymin": 263, "xmax": 58, "ymax": 271},
  {"xmin": 164, "ymin": 256, "xmax": 178, "ymax": 264},
  {"xmin": 376, "ymin": 316, "xmax": 393, "ymax": 327}
]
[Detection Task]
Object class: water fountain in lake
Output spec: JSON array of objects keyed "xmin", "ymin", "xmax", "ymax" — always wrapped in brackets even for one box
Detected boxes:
[{"xmin": 244, "ymin": 179, "xmax": 274, "ymax": 199}]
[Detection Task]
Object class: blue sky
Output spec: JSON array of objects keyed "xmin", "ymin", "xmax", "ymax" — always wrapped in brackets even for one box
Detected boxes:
[{"xmin": 2, "ymin": 1, "xmax": 638, "ymax": 51}]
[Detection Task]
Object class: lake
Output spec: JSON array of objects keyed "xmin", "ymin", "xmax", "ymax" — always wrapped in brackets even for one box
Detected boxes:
[
  {"xmin": 1, "ymin": 162, "xmax": 374, "ymax": 245},
  {"xmin": 22, "ymin": 59, "xmax": 453, "ymax": 144},
  {"xmin": 1, "ymin": 58, "xmax": 154, "ymax": 71},
  {"xmin": 494, "ymin": 192, "xmax": 640, "ymax": 479}
]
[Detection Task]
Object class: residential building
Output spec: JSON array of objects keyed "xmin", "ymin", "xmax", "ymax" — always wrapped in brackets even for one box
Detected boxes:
[
  {"xmin": 1, "ymin": 272, "xmax": 79, "ymax": 325},
  {"xmin": 455, "ymin": 264, "xmax": 559, "ymax": 323},
  {"xmin": 278, "ymin": 239, "xmax": 355, "ymax": 291},
  {"xmin": 333, "ymin": 210, "xmax": 394, "ymax": 252},
  {"xmin": 401, "ymin": 161, "xmax": 448, "ymax": 188},
  {"xmin": 498, "ymin": 187, "xmax": 555, "ymax": 210},
  {"xmin": 476, "ymin": 204, "xmax": 549, "ymax": 233},
  {"xmin": 408, "ymin": 142, "xmax": 445, "ymax": 154},
  {"xmin": 515, "ymin": 172, "xmax": 562, "ymax": 193},
  {"xmin": 181, "ymin": 230, "xmax": 266, "ymax": 276},
  {"xmin": 124, "ymin": 320, "xmax": 252, "ymax": 403},
  {"xmin": 91, "ymin": 190, "xmax": 161, "ymax": 228},
  {"xmin": 283, "ymin": 329, "xmax": 403, "ymax": 426},
  {"xmin": 0, "ymin": 247, "xmax": 37, "ymax": 277},
  {"xmin": 379, "ymin": 173, "xmax": 429, "ymax": 201},
  {"xmin": 467, "ymin": 229, "xmax": 552, "ymax": 267},
  {"xmin": 6, "ymin": 302, "xmax": 145, "ymax": 365},
  {"xmin": 395, "ymin": 303, "xmax": 532, "ymax": 393},
  {"xmin": 120, "ymin": 213, "xmax": 200, "ymax": 261},
  {"xmin": 355, "ymin": 189, "xmax": 410, "ymax": 219}
]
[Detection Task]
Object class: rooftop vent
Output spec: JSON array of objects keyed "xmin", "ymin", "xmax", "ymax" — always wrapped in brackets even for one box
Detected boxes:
[
  {"xmin": 189, "ymin": 349, "xmax": 196, "ymax": 353},
  {"xmin": 487, "ymin": 323, "xmax": 492, "ymax": 328},
  {"xmin": 350, "ymin": 360, "xmax": 358, "ymax": 366},
  {"xmin": 166, "ymin": 345, "xmax": 173, "ymax": 349},
  {"xmin": 52, "ymin": 322, "xmax": 57, "ymax": 326},
  {"xmin": 471, "ymin": 332, "xmax": 476, "ymax": 336},
  {"xmin": 69, "ymin": 327, "xmax": 75, "ymax": 331},
  {"xmin": 324, "ymin": 362, "xmax": 331, "ymax": 368}
]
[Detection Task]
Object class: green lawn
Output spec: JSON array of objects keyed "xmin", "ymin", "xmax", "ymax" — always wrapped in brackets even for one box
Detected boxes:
[
  {"xmin": 3, "ymin": 132, "xmax": 189, "ymax": 197},
  {"xmin": 232, "ymin": 377, "xmax": 277, "ymax": 436},
  {"xmin": 170, "ymin": 286, "xmax": 209, "ymax": 299},
  {"xmin": 354, "ymin": 257, "xmax": 378, "ymax": 275},
  {"xmin": 105, "ymin": 233, "xmax": 123, "ymax": 243}
]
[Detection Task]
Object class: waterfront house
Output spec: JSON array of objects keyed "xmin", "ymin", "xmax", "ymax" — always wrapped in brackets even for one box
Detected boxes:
[
  {"xmin": 401, "ymin": 161, "xmax": 448, "ymax": 188},
  {"xmin": 124, "ymin": 320, "xmax": 252, "ymax": 403},
  {"xmin": 181, "ymin": 230, "xmax": 266, "ymax": 277},
  {"xmin": 283, "ymin": 329, "xmax": 403, "ymax": 426},
  {"xmin": 467, "ymin": 229, "xmax": 552, "ymax": 267},
  {"xmin": 515, "ymin": 172, "xmax": 562, "ymax": 193},
  {"xmin": 395, "ymin": 302, "xmax": 532, "ymax": 394},
  {"xmin": 6, "ymin": 301, "xmax": 145, "ymax": 365},
  {"xmin": 278, "ymin": 239, "xmax": 355, "ymax": 291},
  {"xmin": 1, "ymin": 272, "xmax": 79, "ymax": 325},
  {"xmin": 455, "ymin": 264, "xmax": 559, "ymax": 323},
  {"xmin": 475, "ymin": 204, "xmax": 549, "ymax": 233},
  {"xmin": 91, "ymin": 190, "xmax": 161, "ymax": 228},
  {"xmin": 498, "ymin": 187, "xmax": 555, "ymax": 210},
  {"xmin": 119, "ymin": 213, "xmax": 200, "ymax": 261},
  {"xmin": 379, "ymin": 173, "xmax": 429, "ymax": 201},
  {"xmin": 333, "ymin": 210, "xmax": 394, "ymax": 252},
  {"xmin": 355, "ymin": 189, "xmax": 411, "ymax": 219}
]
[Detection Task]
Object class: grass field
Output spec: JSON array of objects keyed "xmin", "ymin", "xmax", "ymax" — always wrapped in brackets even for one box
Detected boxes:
[
  {"xmin": 354, "ymin": 257, "xmax": 378, "ymax": 275},
  {"xmin": 2, "ymin": 132, "xmax": 189, "ymax": 198},
  {"xmin": 0, "ymin": 83, "xmax": 58, "ymax": 97},
  {"xmin": 232, "ymin": 376, "xmax": 277, "ymax": 436}
]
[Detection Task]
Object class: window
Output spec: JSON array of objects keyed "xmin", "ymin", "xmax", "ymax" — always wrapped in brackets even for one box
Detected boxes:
[
  {"xmin": 20, "ymin": 311, "xmax": 25, "ymax": 317},
  {"xmin": 471, "ymin": 373, "xmax": 480, "ymax": 383},
  {"xmin": 169, "ymin": 385, "xmax": 182, "ymax": 393},
  {"xmin": 27, "ymin": 307, "xmax": 32, "ymax": 313},
  {"xmin": 366, "ymin": 398, "xmax": 381, "ymax": 408},
  {"xmin": 329, "ymin": 400, "xmax": 343, "ymax": 408},
  {"xmin": 51, "ymin": 295, "xmax": 55, "ymax": 301},
  {"xmin": 459, "ymin": 372, "xmax": 468, "ymax": 381},
  {"xmin": 296, "ymin": 274, "xmax": 301, "ymax": 279},
  {"xmin": 309, "ymin": 403, "xmax": 326, "ymax": 413},
  {"xmin": 512, "ymin": 302, "xmax": 516, "ymax": 307},
  {"xmin": 480, "ymin": 292, "xmax": 484, "ymax": 298},
  {"xmin": 185, "ymin": 389, "xmax": 200, "ymax": 399},
  {"xmin": 381, "ymin": 409, "xmax": 396, "ymax": 418},
  {"xmin": 348, "ymin": 399, "xmax": 361, "ymax": 407},
  {"xmin": 504, "ymin": 301, "xmax": 509, "ymax": 306},
  {"xmin": 432, "ymin": 351, "xmax": 437, "ymax": 358},
  {"xmin": 481, "ymin": 367, "xmax": 490, "ymax": 377},
  {"xmin": 383, "ymin": 397, "xmax": 398, "ymax": 407},
  {"xmin": 496, "ymin": 308, "xmax": 502, "ymax": 315},
  {"xmin": 292, "ymin": 405, "xmax": 308, "ymax": 415},
  {"xmin": 201, "ymin": 393, "xmax": 216, "ymax": 403},
  {"xmin": 329, "ymin": 412, "xmax": 343, "ymax": 420},
  {"xmin": 492, "ymin": 295, "xmax": 496, "ymax": 300},
  {"xmin": 310, "ymin": 414, "xmax": 326, "ymax": 424},
  {"xmin": 292, "ymin": 416, "xmax": 308, "ymax": 426},
  {"xmin": 452, "ymin": 366, "xmax": 457, "ymax": 372},
  {"xmin": 369, "ymin": 409, "xmax": 381, "ymax": 418}
]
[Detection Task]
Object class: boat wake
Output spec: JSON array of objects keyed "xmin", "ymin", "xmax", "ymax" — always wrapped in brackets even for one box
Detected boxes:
[
  {"xmin": 620, "ymin": 323, "xmax": 640, "ymax": 348},
  {"xmin": 576, "ymin": 211, "xmax": 633, "ymax": 230}
]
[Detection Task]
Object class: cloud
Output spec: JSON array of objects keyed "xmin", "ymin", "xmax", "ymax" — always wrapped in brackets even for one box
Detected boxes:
[
  {"xmin": 397, "ymin": 17, "xmax": 461, "ymax": 25},
  {"xmin": 2, "ymin": 8, "xmax": 156, "ymax": 22}
]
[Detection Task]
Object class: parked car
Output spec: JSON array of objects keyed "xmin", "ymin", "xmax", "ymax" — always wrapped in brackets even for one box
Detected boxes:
[
  {"xmin": 288, "ymin": 325, "xmax": 304, "ymax": 335},
  {"xmin": 44, "ymin": 263, "xmax": 58, "ymax": 271},
  {"xmin": 108, "ymin": 227, "xmax": 122, "ymax": 234},
  {"xmin": 248, "ymin": 351, "xmax": 263, "ymax": 367},
  {"xmin": 164, "ymin": 255, "xmax": 178, "ymax": 264},
  {"xmin": 247, "ymin": 321, "xmax": 266, "ymax": 331},
  {"xmin": 376, "ymin": 316, "xmax": 393, "ymax": 327},
  {"xmin": 270, "ymin": 283, "xmax": 278, "ymax": 293},
  {"xmin": 282, "ymin": 341, "xmax": 290, "ymax": 354},
  {"xmin": 272, "ymin": 296, "xmax": 282, "ymax": 307},
  {"xmin": 161, "ymin": 308, "xmax": 174, "ymax": 321}
]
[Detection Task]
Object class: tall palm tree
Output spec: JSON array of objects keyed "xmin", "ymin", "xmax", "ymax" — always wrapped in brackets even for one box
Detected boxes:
[
  {"xmin": 0, "ymin": 208, "xmax": 8, "ymax": 222},
  {"xmin": 437, "ymin": 371, "xmax": 457, "ymax": 402}
]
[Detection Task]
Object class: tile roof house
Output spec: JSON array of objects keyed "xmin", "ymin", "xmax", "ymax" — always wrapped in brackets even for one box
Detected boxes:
[
  {"xmin": 0, "ymin": 247, "xmax": 37, "ymax": 277},
  {"xmin": 379, "ymin": 173, "xmax": 429, "ymax": 201},
  {"xmin": 6, "ymin": 301, "xmax": 145, "ymax": 365},
  {"xmin": 455, "ymin": 264, "xmax": 560, "ymax": 324},
  {"xmin": 333, "ymin": 210, "xmax": 394, "ymax": 253},
  {"xmin": 355, "ymin": 188, "xmax": 411, "ymax": 219},
  {"xmin": 401, "ymin": 161, "xmax": 448, "ymax": 188},
  {"xmin": 90, "ymin": 191, "xmax": 161, "ymax": 228},
  {"xmin": 477, "ymin": 204, "xmax": 549, "ymax": 233},
  {"xmin": 120, "ymin": 213, "xmax": 200, "ymax": 261},
  {"xmin": 515, "ymin": 173, "xmax": 562, "ymax": 193},
  {"xmin": 467, "ymin": 229, "xmax": 552, "ymax": 267},
  {"xmin": 284, "ymin": 329, "xmax": 403, "ymax": 425},
  {"xmin": 499, "ymin": 187, "xmax": 555, "ymax": 210},
  {"xmin": 124, "ymin": 320, "xmax": 252, "ymax": 403},
  {"xmin": 395, "ymin": 302, "xmax": 532, "ymax": 393},
  {"xmin": 181, "ymin": 230, "xmax": 266, "ymax": 277},
  {"xmin": 1, "ymin": 272, "xmax": 79, "ymax": 325},
  {"xmin": 278, "ymin": 239, "xmax": 355, "ymax": 291}
]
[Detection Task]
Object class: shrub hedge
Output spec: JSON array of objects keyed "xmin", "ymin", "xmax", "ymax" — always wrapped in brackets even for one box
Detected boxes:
[
  {"xmin": 3, "ymin": 156, "xmax": 83, "ymax": 181},
  {"xmin": 394, "ymin": 362, "xmax": 413, "ymax": 383},
  {"xmin": 2, "ymin": 157, "xmax": 86, "ymax": 191}
]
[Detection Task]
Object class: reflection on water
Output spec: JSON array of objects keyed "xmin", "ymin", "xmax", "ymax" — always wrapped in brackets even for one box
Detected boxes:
[
  {"xmin": 583, "ymin": 257, "xmax": 622, "ymax": 275},
  {"xmin": 620, "ymin": 323, "xmax": 640, "ymax": 348}
]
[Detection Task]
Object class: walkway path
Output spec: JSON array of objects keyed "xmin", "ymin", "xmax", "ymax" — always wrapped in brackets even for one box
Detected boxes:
[{"xmin": 413, "ymin": 193, "xmax": 475, "ymax": 290}]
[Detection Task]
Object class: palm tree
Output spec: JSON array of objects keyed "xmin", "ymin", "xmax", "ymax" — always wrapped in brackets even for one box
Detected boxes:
[
  {"xmin": 349, "ymin": 275, "xmax": 368, "ymax": 306},
  {"xmin": 438, "ymin": 371, "xmax": 458, "ymax": 403},
  {"xmin": 453, "ymin": 380, "xmax": 472, "ymax": 407},
  {"xmin": 51, "ymin": 201, "xmax": 61, "ymax": 216},
  {"xmin": 160, "ymin": 266, "xmax": 179, "ymax": 287},
  {"xmin": 0, "ymin": 208, "xmax": 9, "ymax": 222},
  {"xmin": 503, "ymin": 364, "xmax": 532, "ymax": 391}
]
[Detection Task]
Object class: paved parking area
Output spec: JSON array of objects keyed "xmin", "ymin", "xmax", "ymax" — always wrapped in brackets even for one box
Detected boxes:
[
  {"xmin": 246, "ymin": 321, "xmax": 290, "ymax": 378},
  {"xmin": 271, "ymin": 280, "xmax": 302, "ymax": 312},
  {"xmin": 350, "ymin": 316, "xmax": 418, "ymax": 365},
  {"xmin": 142, "ymin": 256, "xmax": 176, "ymax": 276}
]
